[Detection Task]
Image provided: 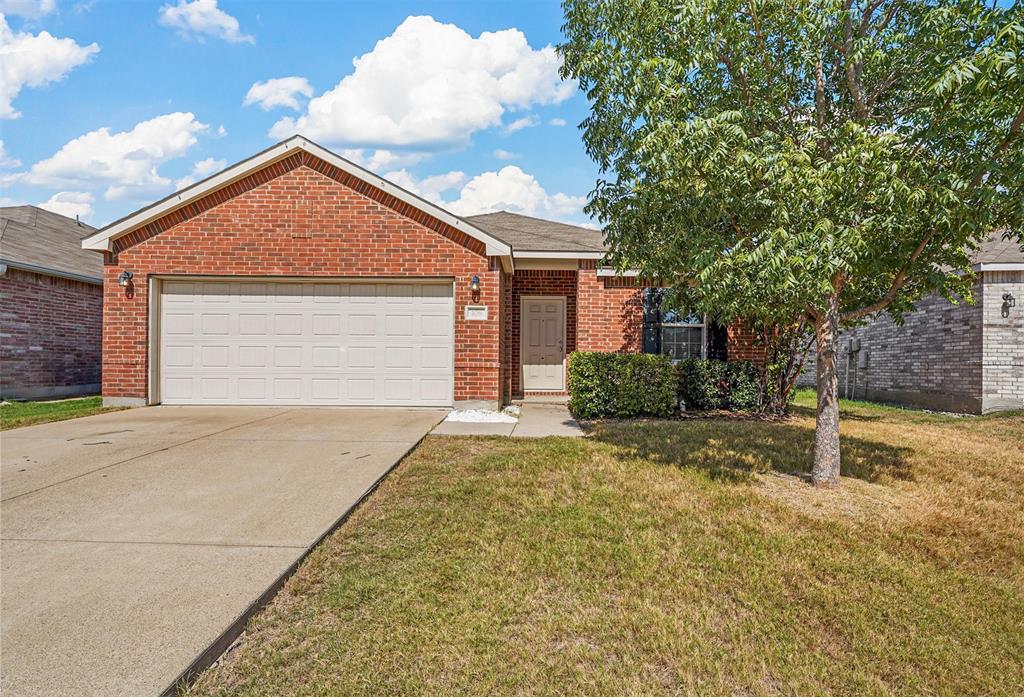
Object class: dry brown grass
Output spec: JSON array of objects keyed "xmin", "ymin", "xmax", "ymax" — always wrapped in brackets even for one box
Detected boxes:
[{"xmin": 187, "ymin": 393, "xmax": 1024, "ymax": 697}]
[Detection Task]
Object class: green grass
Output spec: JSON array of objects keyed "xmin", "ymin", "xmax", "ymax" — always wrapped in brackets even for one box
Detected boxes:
[
  {"xmin": 0, "ymin": 396, "xmax": 121, "ymax": 430},
  {"xmin": 188, "ymin": 392, "xmax": 1024, "ymax": 696}
]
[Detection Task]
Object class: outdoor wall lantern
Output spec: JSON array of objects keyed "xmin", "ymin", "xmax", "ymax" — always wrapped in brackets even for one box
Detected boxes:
[
  {"xmin": 118, "ymin": 270, "xmax": 134, "ymax": 287},
  {"xmin": 1002, "ymin": 292, "xmax": 1016, "ymax": 319},
  {"xmin": 470, "ymin": 274, "xmax": 481, "ymax": 301}
]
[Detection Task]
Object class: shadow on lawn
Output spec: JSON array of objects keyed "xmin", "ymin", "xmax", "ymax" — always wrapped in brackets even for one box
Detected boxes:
[
  {"xmin": 590, "ymin": 417, "xmax": 913, "ymax": 484},
  {"xmin": 788, "ymin": 402, "xmax": 887, "ymax": 423}
]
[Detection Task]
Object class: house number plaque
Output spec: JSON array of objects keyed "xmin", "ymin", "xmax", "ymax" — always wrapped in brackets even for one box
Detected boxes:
[{"xmin": 465, "ymin": 305, "xmax": 488, "ymax": 321}]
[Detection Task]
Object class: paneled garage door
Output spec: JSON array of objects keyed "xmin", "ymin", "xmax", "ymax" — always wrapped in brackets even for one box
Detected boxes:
[{"xmin": 158, "ymin": 280, "xmax": 454, "ymax": 406}]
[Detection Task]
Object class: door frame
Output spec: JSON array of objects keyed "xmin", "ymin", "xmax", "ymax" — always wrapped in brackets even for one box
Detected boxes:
[{"xmin": 519, "ymin": 295, "xmax": 568, "ymax": 392}]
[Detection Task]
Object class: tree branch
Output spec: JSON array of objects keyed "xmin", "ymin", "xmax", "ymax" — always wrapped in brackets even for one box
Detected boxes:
[
  {"xmin": 842, "ymin": 100, "xmax": 1021, "ymax": 324},
  {"xmin": 720, "ymin": 49, "xmax": 751, "ymax": 107},
  {"xmin": 971, "ymin": 103, "xmax": 1024, "ymax": 188},
  {"xmin": 841, "ymin": 228, "xmax": 935, "ymax": 322},
  {"xmin": 815, "ymin": 50, "xmax": 827, "ymax": 129},
  {"xmin": 843, "ymin": 1, "xmax": 869, "ymax": 119}
]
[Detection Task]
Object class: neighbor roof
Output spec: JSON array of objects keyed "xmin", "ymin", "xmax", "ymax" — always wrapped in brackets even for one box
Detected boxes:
[
  {"xmin": 80, "ymin": 136, "xmax": 513, "ymax": 266},
  {"xmin": 972, "ymin": 230, "xmax": 1024, "ymax": 267},
  {"xmin": 464, "ymin": 211, "xmax": 606, "ymax": 257},
  {"xmin": 1, "ymin": 206, "xmax": 102, "ymax": 284}
]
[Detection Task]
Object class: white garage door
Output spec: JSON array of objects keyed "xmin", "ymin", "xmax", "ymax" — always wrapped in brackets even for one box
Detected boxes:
[{"xmin": 158, "ymin": 280, "xmax": 454, "ymax": 406}]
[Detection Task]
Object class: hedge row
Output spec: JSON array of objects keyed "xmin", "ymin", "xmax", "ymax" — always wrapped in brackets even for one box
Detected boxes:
[
  {"xmin": 567, "ymin": 352, "xmax": 677, "ymax": 419},
  {"xmin": 675, "ymin": 358, "xmax": 759, "ymax": 411},
  {"xmin": 567, "ymin": 352, "xmax": 760, "ymax": 418}
]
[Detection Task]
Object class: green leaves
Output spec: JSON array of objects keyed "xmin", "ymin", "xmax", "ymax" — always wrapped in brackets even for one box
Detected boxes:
[
  {"xmin": 567, "ymin": 352, "xmax": 678, "ymax": 419},
  {"xmin": 559, "ymin": 0, "xmax": 1023, "ymax": 327}
]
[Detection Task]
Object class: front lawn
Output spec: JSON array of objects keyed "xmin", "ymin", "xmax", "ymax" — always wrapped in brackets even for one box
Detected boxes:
[
  {"xmin": 0, "ymin": 396, "xmax": 120, "ymax": 430},
  {"xmin": 188, "ymin": 393, "xmax": 1024, "ymax": 696}
]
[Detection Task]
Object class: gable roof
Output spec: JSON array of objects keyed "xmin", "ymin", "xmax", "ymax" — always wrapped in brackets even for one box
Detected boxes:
[
  {"xmin": 80, "ymin": 136, "xmax": 513, "ymax": 262},
  {"xmin": 1, "ymin": 206, "xmax": 102, "ymax": 284},
  {"xmin": 465, "ymin": 211, "xmax": 606, "ymax": 258}
]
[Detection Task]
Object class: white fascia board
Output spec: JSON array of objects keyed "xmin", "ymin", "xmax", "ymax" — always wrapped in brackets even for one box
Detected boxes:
[
  {"xmin": 81, "ymin": 136, "xmax": 513, "ymax": 261},
  {"xmin": 513, "ymin": 250, "xmax": 606, "ymax": 260},
  {"xmin": 596, "ymin": 268, "xmax": 641, "ymax": 277},
  {"xmin": 974, "ymin": 263, "xmax": 1024, "ymax": 272}
]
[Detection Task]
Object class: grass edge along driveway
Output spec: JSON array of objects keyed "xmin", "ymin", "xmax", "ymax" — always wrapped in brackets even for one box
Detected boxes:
[
  {"xmin": 184, "ymin": 393, "xmax": 1024, "ymax": 696},
  {"xmin": 0, "ymin": 396, "xmax": 124, "ymax": 431}
]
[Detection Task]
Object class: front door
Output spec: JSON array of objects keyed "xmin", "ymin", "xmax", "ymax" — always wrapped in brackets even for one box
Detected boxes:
[{"xmin": 521, "ymin": 296, "xmax": 566, "ymax": 391}]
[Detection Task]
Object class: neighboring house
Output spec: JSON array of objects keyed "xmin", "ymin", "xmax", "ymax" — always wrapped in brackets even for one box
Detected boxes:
[
  {"xmin": 1, "ymin": 206, "xmax": 103, "ymax": 400},
  {"xmin": 797, "ymin": 232, "xmax": 1024, "ymax": 414},
  {"xmin": 79, "ymin": 136, "xmax": 756, "ymax": 409}
]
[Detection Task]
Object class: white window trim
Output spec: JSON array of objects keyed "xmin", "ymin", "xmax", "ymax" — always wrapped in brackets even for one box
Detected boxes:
[{"xmin": 659, "ymin": 312, "xmax": 707, "ymax": 360}]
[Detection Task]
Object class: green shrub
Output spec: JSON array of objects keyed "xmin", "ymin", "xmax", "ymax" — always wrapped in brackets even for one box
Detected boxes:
[
  {"xmin": 726, "ymin": 360, "xmax": 760, "ymax": 410},
  {"xmin": 677, "ymin": 359, "xmax": 728, "ymax": 410},
  {"xmin": 567, "ymin": 352, "xmax": 677, "ymax": 419},
  {"xmin": 677, "ymin": 359, "xmax": 760, "ymax": 411}
]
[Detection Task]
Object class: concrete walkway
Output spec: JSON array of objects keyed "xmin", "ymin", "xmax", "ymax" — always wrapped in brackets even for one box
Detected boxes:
[
  {"xmin": 1, "ymin": 406, "xmax": 444, "ymax": 697},
  {"xmin": 432, "ymin": 402, "xmax": 584, "ymax": 437}
]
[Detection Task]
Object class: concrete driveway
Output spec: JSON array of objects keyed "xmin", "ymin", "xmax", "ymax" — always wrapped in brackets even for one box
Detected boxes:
[{"xmin": 0, "ymin": 406, "xmax": 444, "ymax": 697}]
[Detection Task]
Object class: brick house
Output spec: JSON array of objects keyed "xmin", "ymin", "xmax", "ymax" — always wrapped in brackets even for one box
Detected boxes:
[
  {"xmin": 80, "ymin": 137, "xmax": 753, "ymax": 409},
  {"xmin": 1, "ymin": 206, "xmax": 103, "ymax": 400},
  {"xmin": 797, "ymin": 233, "xmax": 1024, "ymax": 414}
]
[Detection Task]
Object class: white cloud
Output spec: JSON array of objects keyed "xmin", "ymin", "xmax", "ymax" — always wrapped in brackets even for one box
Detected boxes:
[
  {"xmin": 390, "ymin": 165, "xmax": 588, "ymax": 222},
  {"xmin": 493, "ymin": 149, "xmax": 518, "ymax": 160},
  {"xmin": 158, "ymin": 0, "xmax": 253, "ymax": 44},
  {"xmin": 503, "ymin": 115, "xmax": 539, "ymax": 134},
  {"xmin": 339, "ymin": 148, "xmax": 426, "ymax": 171},
  {"xmin": 0, "ymin": 14, "xmax": 100, "ymax": 119},
  {"xmin": 443, "ymin": 165, "xmax": 587, "ymax": 221},
  {"xmin": 384, "ymin": 168, "xmax": 466, "ymax": 204},
  {"xmin": 38, "ymin": 191, "xmax": 93, "ymax": 220},
  {"xmin": 244, "ymin": 76, "xmax": 313, "ymax": 111},
  {"xmin": 0, "ymin": 0, "xmax": 55, "ymax": 18},
  {"xmin": 20, "ymin": 112, "xmax": 209, "ymax": 201},
  {"xmin": 0, "ymin": 139, "xmax": 20, "ymax": 168},
  {"xmin": 549, "ymin": 117, "xmax": 567, "ymax": 127},
  {"xmin": 269, "ymin": 15, "xmax": 574, "ymax": 148},
  {"xmin": 174, "ymin": 156, "xmax": 225, "ymax": 188}
]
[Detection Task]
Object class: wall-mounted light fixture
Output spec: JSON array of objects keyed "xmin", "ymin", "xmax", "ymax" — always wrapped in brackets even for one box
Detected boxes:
[
  {"xmin": 469, "ymin": 274, "xmax": 481, "ymax": 302},
  {"xmin": 118, "ymin": 270, "xmax": 134, "ymax": 287},
  {"xmin": 1002, "ymin": 292, "xmax": 1016, "ymax": 319}
]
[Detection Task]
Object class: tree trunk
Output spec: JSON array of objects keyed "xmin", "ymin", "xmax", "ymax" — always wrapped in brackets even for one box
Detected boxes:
[{"xmin": 811, "ymin": 301, "xmax": 841, "ymax": 488}]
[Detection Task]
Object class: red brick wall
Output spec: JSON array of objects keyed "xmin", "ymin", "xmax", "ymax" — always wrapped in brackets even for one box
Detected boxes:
[
  {"xmin": 506, "ymin": 269, "xmax": 578, "ymax": 397},
  {"xmin": 0, "ymin": 267, "xmax": 102, "ymax": 398},
  {"xmin": 102, "ymin": 153, "xmax": 502, "ymax": 404},
  {"xmin": 575, "ymin": 261, "xmax": 643, "ymax": 352},
  {"xmin": 727, "ymin": 321, "xmax": 768, "ymax": 363}
]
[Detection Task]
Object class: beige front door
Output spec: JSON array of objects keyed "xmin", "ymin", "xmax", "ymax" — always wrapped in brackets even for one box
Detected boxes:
[{"xmin": 521, "ymin": 296, "xmax": 566, "ymax": 391}]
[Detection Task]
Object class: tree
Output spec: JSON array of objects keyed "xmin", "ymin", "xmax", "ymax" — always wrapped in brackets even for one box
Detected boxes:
[{"xmin": 559, "ymin": 0, "xmax": 1024, "ymax": 487}]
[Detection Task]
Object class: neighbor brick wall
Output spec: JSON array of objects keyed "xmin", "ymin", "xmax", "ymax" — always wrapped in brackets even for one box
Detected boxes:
[
  {"xmin": 797, "ymin": 281, "xmax": 985, "ymax": 412},
  {"xmin": 102, "ymin": 153, "xmax": 502, "ymax": 405},
  {"xmin": 506, "ymin": 269, "xmax": 578, "ymax": 397},
  {"xmin": 575, "ymin": 261, "xmax": 643, "ymax": 352},
  {"xmin": 981, "ymin": 270, "xmax": 1024, "ymax": 412},
  {"xmin": 0, "ymin": 267, "xmax": 102, "ymax": 399}
]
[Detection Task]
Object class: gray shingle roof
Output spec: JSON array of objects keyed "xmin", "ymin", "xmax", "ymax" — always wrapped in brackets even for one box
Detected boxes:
[
  {"xmin": 971, "ymin": 229, "xmax": 1024, "ymax": 265},
  {"xmin": 464, "ymin": 211, "xmax": 606, "ymax": 254},
  {"xmin": 1, "ymin": 206, "xmax": 102, "ymax": 282}
]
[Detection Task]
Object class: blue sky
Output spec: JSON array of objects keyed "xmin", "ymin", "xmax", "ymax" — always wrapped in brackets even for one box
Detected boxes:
[{"xmin": 0, "ymin": 0, "xmax": 599, "ymax": 227}]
